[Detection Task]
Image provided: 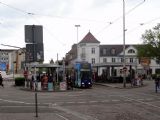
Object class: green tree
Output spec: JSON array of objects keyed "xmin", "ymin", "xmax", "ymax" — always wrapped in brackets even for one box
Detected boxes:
[{"xmin": 137, "ymin": 23, "xmax": 160, "ymax": 61}]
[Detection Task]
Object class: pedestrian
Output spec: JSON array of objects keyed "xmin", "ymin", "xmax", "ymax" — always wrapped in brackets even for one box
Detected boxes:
[
  {"xmin": 155, "ymin": 75, "xmax": 160, "ymax": 93},
  {"xmin": 42, "ymin": 74, "xmax": 48, "ymax": 90},
  {"xmin": 0, "ymin": 73, "xmax": 4, "ymax": 87}
]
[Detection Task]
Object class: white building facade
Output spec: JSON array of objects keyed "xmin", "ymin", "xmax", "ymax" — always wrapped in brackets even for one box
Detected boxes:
[{"xmin": 66, "ymin": 32, "xmax": 158, "ymax": 78}]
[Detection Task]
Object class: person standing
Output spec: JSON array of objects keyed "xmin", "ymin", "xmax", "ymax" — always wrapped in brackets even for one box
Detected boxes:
[
  {"xmin": 155, "ymin": 75, "xmax": 160, "ymax": 93},
  {"xmin": 0, "ymin": 73, "xmax": 4, "ymax": 87}
]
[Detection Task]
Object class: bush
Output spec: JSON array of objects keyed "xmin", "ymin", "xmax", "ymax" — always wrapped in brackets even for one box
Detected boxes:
[
  {"xmin": 15, "ymin": 77, "xmax": 25, "ymax": 86},
  {"xmin": 151, "ymin": 74, "xmax": 156, "ymax": 79}
]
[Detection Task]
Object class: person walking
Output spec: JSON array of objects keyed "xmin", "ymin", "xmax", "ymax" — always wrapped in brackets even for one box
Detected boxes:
[{"xmin": 0, "ymin": 73, "xmax": 4, "ymax": 87}]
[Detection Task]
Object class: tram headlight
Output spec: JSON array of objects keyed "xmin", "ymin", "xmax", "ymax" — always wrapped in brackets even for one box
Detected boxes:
[
  {"xmin": 82, "ymin": 82, "xmax": 84, "ymax": 85},
  {"xmin": 88, "ymin": 82, "xmax": 91, "ymax": 84}
]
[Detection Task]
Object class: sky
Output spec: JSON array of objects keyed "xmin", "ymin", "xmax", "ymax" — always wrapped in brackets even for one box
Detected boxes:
[{"xmin": 0, "ymin": 0, "xmax": 160, "ymax": 63}]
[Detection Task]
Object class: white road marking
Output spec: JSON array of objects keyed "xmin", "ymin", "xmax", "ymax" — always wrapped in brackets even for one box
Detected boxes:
[
  {"xmin": 89, "ymin": 101, "xmax": 98, "ymax": 103},
  {"xmin": 77, "ymin": 101, "xmax": 87, "ymax": 104},
  {"xmin": 0, "ymin": 98, "xmax": 32, "ymax": 104},
  {"xmin": 56, "ymin": 113, "xmax": 69, "ymax": 120},
  {"xmin": 101, "ymin": 100, "xmax": 109, "ymax": 103},
  {"xmin": 145, "ymin": 98, "xmax": 153, "ymax": 101},
  {"xmin": 111, "ymin": 99, "xmax": 120, "ymax": 102},
  {"xmin": 0, "ymin": 105, "xmax": 48, "ymax": 108},
  {"xmin": 122, "ymin": 96, "xmax": 160, "ymax": 109},
  {"xmin": 51, "ymin": 104, "xmax": 99, "ymax": 120},
  {"xmin": 124, "ymin": 99, "xmax": 133, "ymax": 102},
  {"xmin": 66, "ymin": 101, "xmax": 75, "ymax": 104},
  {"xmin": 137, "ymin": 99, "xmax": 145, "ymax": 101}
]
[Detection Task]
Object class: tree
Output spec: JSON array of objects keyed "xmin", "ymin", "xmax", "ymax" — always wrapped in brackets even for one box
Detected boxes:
[
  {"xmin": 137, "ymin": 23, "xmax": 160, "ymax": 62},
  {"xmin": 50, "ymin": 59, "xmax": 54, "ymax": 64}
]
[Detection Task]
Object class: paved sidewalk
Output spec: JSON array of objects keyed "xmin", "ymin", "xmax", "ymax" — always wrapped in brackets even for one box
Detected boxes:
[{"xmin": 95, "ymin": 80, "xmax": 153, "ymax": 89}]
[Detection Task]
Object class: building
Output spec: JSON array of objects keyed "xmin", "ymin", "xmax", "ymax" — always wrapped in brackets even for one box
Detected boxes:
[
  {"xmin": 0, "ymin": 49, "xmax": 14, "ymax": 72},
  {"xmin": 0, "ymin": 48, "xmax": 25, "ymax": 74},
  {"xmin": 66, "ymin": 31, "xmax": 158, "ymax": 79}
]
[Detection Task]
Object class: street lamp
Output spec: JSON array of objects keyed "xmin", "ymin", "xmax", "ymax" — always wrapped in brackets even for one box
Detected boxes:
[
  {"xmin": 75, "ymin": 25, "xmax": 80, "ymax": 61},
  {"xmin": 123, "ymin": 0, "xmax": 126, "ymax": 88},
  {"xmin": 122, "ymin": 0, "xmax": 146, "ymax": 88}
]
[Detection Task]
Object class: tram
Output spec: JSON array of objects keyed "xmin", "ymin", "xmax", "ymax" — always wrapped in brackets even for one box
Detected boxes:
[{"xmin": 74, "ymin": 62, "xmax": 92, "ymax": 88}]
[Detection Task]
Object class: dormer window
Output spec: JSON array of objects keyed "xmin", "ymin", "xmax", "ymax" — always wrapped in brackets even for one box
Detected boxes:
[
  {"xmin": 111, "ymin": 48, "xmax": 116, "ymax": 55},
  {"xmin": 128, "ymin": 49, "xmax": 135, "ymax": 53},
  {"xmin": 103, "ymin": 48, "xmax": 107, "ymax": 55}
]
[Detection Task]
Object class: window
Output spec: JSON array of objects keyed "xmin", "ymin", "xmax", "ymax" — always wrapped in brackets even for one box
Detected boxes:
[
  {"xmin": 120, "ymin": 58, "xmax": 124, "ymax": 62},
  {"xmin": 128, "ymin": 49, "xmax": 135, "ymax": 53},
  {"xmin": 156, "ymin": 60, "xmax": 160, "ymax": 64},
  {"xmin": 103, "ymin": 48, "xmax": 107, "ymax": 55},
  {"xmin": 130, "ymin": 58, "xmax": 133, "ymax": 63},
  {"xmin": 82, "ymin": 48, "xmax": 85, "ymax": 54},
  {"xmin": 111, "ymin": 48, "xmax": 116, "ymax": 55},
  {"xmin": 91, "ymin": 58, "xmax": 95, "ymax": 64},
  {"xmin": 112, "ymin": 58, "xmax": 116, "ymax": 63},
  {"xmin": 103, "ymin": 58, "xmax": 107, "ymax": 63},
  {"xmin": 91, "ymin": 48, "xmax": 95, "ymax": 54}
]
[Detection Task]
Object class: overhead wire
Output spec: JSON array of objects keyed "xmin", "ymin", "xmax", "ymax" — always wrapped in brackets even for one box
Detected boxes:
[
  {"xmin": 0, "ymin": 2, "xmax": 33, "ymax": 45},
  {"xmin": 0, "ymin": 0, "xmax": 158, "ymax": 46},
  {"xmin": 0, "ymin": 1, "xmax": 33, "ymax": 14},
  {"xmin": 110, "ymin": 15, "xmax": 160, "ymax": 42},
  {"xmin": 28, "ymin": 14, "xmax": 66, "ymax": 46},
  {"xmin": 0, "ymin": 1, "xmax": 106, "ymax": 23},
  {"xmin": 0, "ymin": 19, "xmax": 25, "ymax": 45},
  {"xmin": 125, "ymin": 15, "xmax": 160, "ymax": 35},
  {"xmin": 0, "ymin": 1, "xmax": 108, "ymax": 48},
  {"xmin": 0, "ymin": 1, "xmax": 67, "ymax": 46},
  {"xmin": 96, "ymin": 0, "xmax": 146, "ymax": 35}
]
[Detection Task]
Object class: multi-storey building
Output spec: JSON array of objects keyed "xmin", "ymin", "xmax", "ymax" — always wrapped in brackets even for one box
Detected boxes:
[
  {"xmin": 0, "ymin": 49, "xmax": 14, "ymax": 72},
  {"xmin": 0, "ymin": 48, "xmax": 25, "ymax": 74},
  {"xmin": 66, "ymin": 32, "xmax": 158, "ymax": 78}
]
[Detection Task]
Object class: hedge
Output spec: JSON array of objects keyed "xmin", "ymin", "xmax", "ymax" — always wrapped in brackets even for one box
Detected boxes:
[{"xmin": 15, "ymin": 77, "xmax": 25, "ymax": 86}]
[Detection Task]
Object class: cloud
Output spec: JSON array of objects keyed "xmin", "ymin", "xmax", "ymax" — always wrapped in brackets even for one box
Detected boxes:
[{"xmin": 0, "ymin": 0, "xmax": 160, "ymax": 62}]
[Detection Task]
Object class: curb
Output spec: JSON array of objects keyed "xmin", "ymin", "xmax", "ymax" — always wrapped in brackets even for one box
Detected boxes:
[
  {"xmin": 19, "ymin": 87, "xmax": 82, "ymax": 92},
  {"xmin": 95, "ymin": 83, "xmax": 148, "ymax": 89}
]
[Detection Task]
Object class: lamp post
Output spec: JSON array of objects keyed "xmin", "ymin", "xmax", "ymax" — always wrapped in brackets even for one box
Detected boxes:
[
  {"xmin": 123, "ymin": 0, "xmax": 126, "ymax": 88},
  {"xmin": 75, "ymin": 25, "xmax": 80, "ymax": 61}
]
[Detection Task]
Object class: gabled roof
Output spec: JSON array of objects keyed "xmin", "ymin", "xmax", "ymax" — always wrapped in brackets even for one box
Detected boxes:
[{"xmin": 79, "ymin": 32, "xmax": 100, "ymax": 43}]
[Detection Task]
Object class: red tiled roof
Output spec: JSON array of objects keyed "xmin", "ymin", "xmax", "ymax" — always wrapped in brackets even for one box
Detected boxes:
[{"xmin": 79, "ymin": 32, "xmax": 100, "ymax": 43}]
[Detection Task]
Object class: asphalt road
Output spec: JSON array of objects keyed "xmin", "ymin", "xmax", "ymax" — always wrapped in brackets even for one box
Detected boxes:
[{"xmin": 0, "ymin": 80, "xmax": 160, "ymax": 120}]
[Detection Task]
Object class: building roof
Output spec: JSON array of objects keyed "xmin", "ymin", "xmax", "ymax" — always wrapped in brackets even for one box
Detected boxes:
[
  {"xmin": 79, "ymin": 32, "xmax": 100, "ymax": 43},
  {"xmin": 100, "ymin": 44, "xmax": 137, "ymax": 56},
  {"xmin": 0, "ymin": 49, "xmax": 17, "ymax": 52}
]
